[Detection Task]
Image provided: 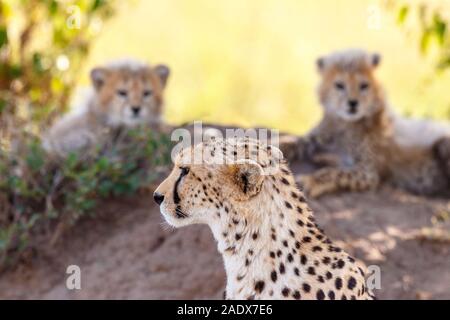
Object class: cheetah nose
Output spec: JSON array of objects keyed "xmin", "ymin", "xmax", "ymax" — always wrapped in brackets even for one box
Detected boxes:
[
  {"xmin": 131, "ymin": 106, "xmax": 141, "ymax": 116},
  {"xmin": 348, "ymin": 100, "xmax": 359, "ymax": 113},
  {"xmin": 153, "ymin": 192, "xmax": 164, "ymax": 205}
]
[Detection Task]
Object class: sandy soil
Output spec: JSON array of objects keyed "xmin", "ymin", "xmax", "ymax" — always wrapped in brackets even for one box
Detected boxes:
[{"xmin": 0, "ymin": 160, "xmax": 449, "ymax": 300}]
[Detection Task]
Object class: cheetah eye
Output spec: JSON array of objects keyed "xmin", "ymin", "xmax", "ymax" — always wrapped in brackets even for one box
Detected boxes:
[
  {"xmin": 334, "ymin": 82, "xmax": 345, "ymax": 91},
  {"xmin": 117, "ymin": 90, "xmax": 128, "ymax": 97},
  {"xmin": 143, "ymin": 90, "xmax": 153, "ymax": 97},
  {"xmin": 360, "ymin": 82, "xmax": 369, "ymax": 91},
  {"xmin": 179, "ymin": 166, "xmax": 190, "ymax": 176}
]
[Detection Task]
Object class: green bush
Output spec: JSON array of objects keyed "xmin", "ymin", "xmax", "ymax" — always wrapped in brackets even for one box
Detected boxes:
[
  {"xmin": 0, "ymin": 0, "xmax": 172, "ymax": 271},
  {"xmin": 0, "ymin": 127, "xmax": 173, "ymax": 270},
  {"xmin": 0, "ymin": 0, "xmax": 118, "ymax": 129},
  {"xmin": 392, "ymin": 1, "xmax": 450, "ymax": 70},
  {"xmin": 0, "ymin": 0, "xmax": 175, "ymax": 272}
]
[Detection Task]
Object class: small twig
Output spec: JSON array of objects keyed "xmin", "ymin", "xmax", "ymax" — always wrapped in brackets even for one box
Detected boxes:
[{"xmin": 45, "ymin": 170, "xmax": 63, "ymax": 216}]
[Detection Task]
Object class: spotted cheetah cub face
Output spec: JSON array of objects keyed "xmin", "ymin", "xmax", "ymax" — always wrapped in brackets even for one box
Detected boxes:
[
  {"xmin": 317, "ymin": 49, "xmax": 384, "ymax": 122},
  {"xmin": 90, "ymin": 60, "xmax": 170, "ymax": 127},
  {"xmin": 154, "ymin": 138, "xmax": 282, "ymax": 228}
]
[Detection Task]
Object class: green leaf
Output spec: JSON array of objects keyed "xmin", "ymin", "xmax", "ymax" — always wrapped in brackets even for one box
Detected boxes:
[
  {"xmin": 0, "ymin": 99, "xmax": 6, "ymax": 113},
  {"xmin": 438, "ymin": 56, "xmax": 450, "ymax": 70},
  {"xmin": 0, "ymin": 27, "xmax": 7, "ymax": 48},
  {"xmin": 81, "ymin": 199, "xmax": 96, "ymax": 211},
  {"xmin": 96, "ymin": 156, "xmax": 111, "ymax": 170},
  {"xmin": 26, "ymin": 143, "xmax": 45, "ymax": 172},
  {"xmin": 98, "ymin": 179, "xmax": 114, "ymax": 197},
  {"xmin": 420, "ymin": 30, "xmax": 431, "ymax": 54},
  {"xmin": 433, "ymin": 14, "xmax": 446, "ymax": 46},
  {"xmin": 48, "ymin": 0, "xmax": 59, "ymax": 16},
  {"xmin": 92, "ymin": 0, "xmax": 106, "ymax": 11},
  {"xmin": 65, "ymin": 152, "xmax": 79, "ymax": 169},
  {"xmin": 9, "ymin": 64, "xmax": 22, "ymax": 79},
  {"xmin": 32, "ymin": 52, "xmax": 45, "ymax": 74},
  {"xmin": 397, "ymin": 5, "xmax": 409, "ymax": 25},
  {"xmin": 113, "ymin": 182, "xmax": 131, "ymax": 195}
]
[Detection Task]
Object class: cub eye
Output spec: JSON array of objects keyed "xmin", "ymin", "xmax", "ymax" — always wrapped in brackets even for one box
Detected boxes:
[
  {"xmin": 117, "ymin": 90, "xmax": 128, "ymax": 97},
  {"xmin": 360, "ymin": 82, "xmax": 369, "ymax": 91},
  {"xmin": 180, "ymin": 167, "xmax": 190, "ymax": 176},
  {"xmin": 334, "ymin": 82, "xmax": 345, "ymax": 90},
  {"xmin": 143, "ymin": 90, "xmax": 153, "ymax": 97}
]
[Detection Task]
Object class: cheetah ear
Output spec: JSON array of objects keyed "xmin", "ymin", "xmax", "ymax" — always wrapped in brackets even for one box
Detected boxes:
[
  {"xmin": 228, "ymin": 159, "xmax": 265, "ymax": 200},
  {"xmin": 90, "ymin": 67, "xmax": 108, "ymax": 91},
  {"xmin": 371, "ymin": 53, "xmax": 381, "ymax": 68},
  {"xmin": 154, "ymin": 64, "xmax": 170, "ymax": 88}
]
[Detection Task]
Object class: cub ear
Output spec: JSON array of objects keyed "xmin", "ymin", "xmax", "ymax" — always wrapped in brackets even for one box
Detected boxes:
[
  {"xmin": 371, "ymin": 53, "xmax": 381, "ymax": 68},
  {"xmin": 154, "ymin": 64, "xmax": 170, "ymax": 88},
  {"xmin": 228, "ymin": 160, "xmax": 265, "ymax": 200},
  {"xmin": 90, "ymin": 67, "xmax": 108, "ymax": 91},
  {"xmin": 316, "ymin": 57, "xmax": 325, "ymax": 73}
]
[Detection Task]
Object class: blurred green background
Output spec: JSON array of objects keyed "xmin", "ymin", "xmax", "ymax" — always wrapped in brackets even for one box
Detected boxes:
[{"xmin": 79, "ymin": 0, "xmax": 450, "ymax": 134}]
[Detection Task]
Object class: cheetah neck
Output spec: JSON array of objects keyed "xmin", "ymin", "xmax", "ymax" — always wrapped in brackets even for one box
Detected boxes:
[{"xmin": 209, "ymin": 172, "xmax": 325, "ymax": 299}]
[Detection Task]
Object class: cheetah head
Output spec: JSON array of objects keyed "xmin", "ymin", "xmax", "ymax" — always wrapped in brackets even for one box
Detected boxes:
[
  {"xmin": 89, "ymin": 59, "xmax": 170, "ymax": 127},
  {"xmin": 316, "ymin": 49, "xmax": 385, "ymax": 122},
  {"xmin": 153, "ymin": 138, "xmax": 284, "ymax": 228}
]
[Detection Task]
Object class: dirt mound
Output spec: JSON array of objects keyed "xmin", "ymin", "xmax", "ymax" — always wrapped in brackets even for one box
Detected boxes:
[{"xmin": 0, "ymin": 162, "xmax": 449, "ymax": 299}]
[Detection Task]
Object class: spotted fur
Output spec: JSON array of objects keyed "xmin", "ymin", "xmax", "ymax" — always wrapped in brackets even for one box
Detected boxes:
[{"xmin": 154, "ymin": 137, "xmax": 375, "ymax": 300}]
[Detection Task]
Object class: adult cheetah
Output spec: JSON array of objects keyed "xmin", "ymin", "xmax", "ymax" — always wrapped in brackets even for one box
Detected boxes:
[{"xmin": 154, "ymin": 137, "xmax": 375, "ymax": 300}]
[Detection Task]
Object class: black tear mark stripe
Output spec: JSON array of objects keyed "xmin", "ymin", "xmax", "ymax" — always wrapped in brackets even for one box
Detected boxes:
[
  {"xmin": 173, "ymin": 168, "xmax": 189, "ymax": 204},
  {"xmin": 241, "ymin": 173, "xmax": 249, "ymax": 194}
]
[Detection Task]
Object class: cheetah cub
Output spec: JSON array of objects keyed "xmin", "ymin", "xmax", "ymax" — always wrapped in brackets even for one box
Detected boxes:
[
  {"xmin": 298, "ymin": 49, "xmax": 450, "ymax": 197},
  {"xmin": 154, "ymin": 137, "xmax": 374, "ymax": 300},
  {"xmin": 43, "ymin": 59, "xmax": 170, "ymax": 157}
]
